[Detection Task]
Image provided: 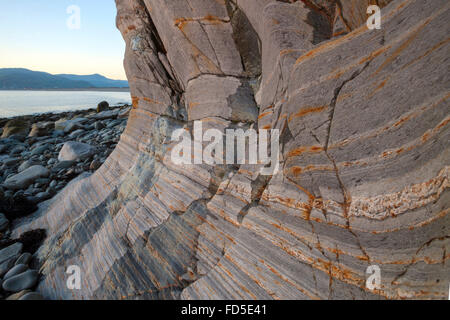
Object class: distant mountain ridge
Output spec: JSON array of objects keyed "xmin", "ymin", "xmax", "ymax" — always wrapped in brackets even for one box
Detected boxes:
[
  {"xmin": 56, "ymin": 73, "xmax": 129, "ymax": 88},
  {"xmin": 0, "ymin": 68, "xmax": 129, "ymax": 89}
]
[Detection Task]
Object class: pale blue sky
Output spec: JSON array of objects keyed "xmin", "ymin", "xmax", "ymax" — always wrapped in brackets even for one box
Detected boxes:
[{"xmin": 0, "ymin": 0, "xmax": 127, "ymax": 79}]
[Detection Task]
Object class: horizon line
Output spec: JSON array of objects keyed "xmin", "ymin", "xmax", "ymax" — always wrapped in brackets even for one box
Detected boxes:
[{"xmin": 0, "ymin": 67, "xmax": 128, "ymax": 81}]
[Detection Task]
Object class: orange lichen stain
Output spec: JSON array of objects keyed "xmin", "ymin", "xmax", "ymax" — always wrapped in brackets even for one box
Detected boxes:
[
  {"xmin": 421, "ymin": 132, "xmax": 431, "ymax": 142},
  {"xmin": 294, "ymin": 25, "xmax": 368, "ymax": 66},
  {"xmin": 175, "ymin": 15, "xmax": 227, "ymax": 30},
  {"xmin": 142, "ymin": 97, "xmax": 163, "ymax": 105},
  {"xmin": 237, "ymin": 168, "xmax": 253, "ymax": 176},
  {"xmin": 367, "ymin": 77, "xmax": 391, "ymax": 99},
  {"xmin": 290, "ymin": 166, "xmax": 303, "ymax": 176},
  {"xmin": 133, "ymin": 108, "xmax": 158, "ymax": 119},
  {"xmin": 217, "ymin": 209, "xmax": 241, "ymax": 228},
  {"xmin": 326, "ymin": 45, "xmax": 391, "ymax": 82},
  {"xmin": 278, "ymin": 113, "xmax": 287, "ymax": 122},
  {"xmin": 288, "ymin": 106, "xmax": 327, "ymax": 122},
  {"xmin": 374, "ymin": 78, "xmax": 388, "ymax": 91},
  {"xmin": 359, "ymin": 45, "xmax": 390, "ymax": 65},
  {"xmin": 401, "ymin": 37, "xmax": 450, "ymax": 70},
  {"xmin": 289, "ymin": 164, "xmax": 335, "ymax": 175},
  {"xmin": 188, "ymin": 102, "xmax": 200, "ymax": 109},
  {"xmin": 128, "ymin": 25, "xmax": 136, "ymax": 31},
  {"xmin": 262, "ymin": 194, "xmax": 311, "ymax": 213},
  {"xmin": 436, "ymin": 117, "xmax": 450, "ymax": 130},
  {"xmin": 262, "ymin": 124, "xmax": 272, "ymax": 130},
  {"xmin": 393, "ymin": 114, "xmax": 412, "ymax": 127},
  {"xmin": 382, "ymin": 150, "xmax": 393, "ymax": 158},
  {"xmin": 131, "ymin": 96, "xmax": 139, "ymax": 108},
  {"xmin": 258, "ymin": 110, "xmax": 273, "ymax": 119},
  {"xmin": 203, "ymin": 15, "xmax": 226, "ymax": 24},
  {"xmin": 286, "ymin": 145, "xmax": 324, "ymax": 158},
  {"xmin": 279, "ymin": 48, "xmax": 300, "ymax": 57},
  {"xmin": 174, "ymin": 18, "xmax": 191, "ymax": 30},
  {"xmin": 333, "ymin": 30, "xmax": 347, "ymax": 37},
  {"xmin": 329, "ymin": 69, "xmax": 346, "ymax": 80}
]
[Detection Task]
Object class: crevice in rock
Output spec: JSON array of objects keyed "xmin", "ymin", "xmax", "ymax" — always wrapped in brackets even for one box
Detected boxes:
[
  {"xmin": 237, "ymin": 174, "xmax": 272, "ymax": 224},
  {"xmin": 225, "ymin": 0, "xmax": 262, "ymax": 80},
  {"xmin": 321, "ymin": 61, "xmax": 373, "ymax": 264},
  {"xmin": 392, "ymin": 235, "xmax": 450, "ymax": 286},
  {"xmin": 334, "ymin": 1, "xmax": 352, "ymax": 32},
  {"xmin": 325, "ymin": 61, "xmax": 371, "ymax": 150}
]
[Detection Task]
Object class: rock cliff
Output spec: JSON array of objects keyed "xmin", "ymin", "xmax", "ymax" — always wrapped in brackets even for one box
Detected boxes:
[{"xmin": 13, "ymin": 0, "xmax": 449, "ymax": 299}]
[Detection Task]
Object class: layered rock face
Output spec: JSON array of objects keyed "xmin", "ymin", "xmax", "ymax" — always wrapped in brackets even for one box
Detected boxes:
[{"xmin": 13, "ymin": 0, "xmax": 449, "ymax": 299}]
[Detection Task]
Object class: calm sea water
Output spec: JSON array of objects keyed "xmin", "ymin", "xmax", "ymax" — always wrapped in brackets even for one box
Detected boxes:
[{"xmin": 0, "ymin": 90, "xmax": 132, "ymax": 118}]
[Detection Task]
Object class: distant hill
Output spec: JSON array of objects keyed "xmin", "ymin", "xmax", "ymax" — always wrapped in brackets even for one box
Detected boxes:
[
  {"xmin": 57, "ymin": 73, "xmax": 129, "ymax": 88},
  {"xmin": 0, "ymin": 68, "xmax": 129, "ymax": 89}
]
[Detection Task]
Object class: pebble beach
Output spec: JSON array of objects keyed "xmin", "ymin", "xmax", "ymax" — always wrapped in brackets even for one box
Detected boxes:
[{"xmin": 0, "ymin": 102, "xmax": 130, "ymax": 299}]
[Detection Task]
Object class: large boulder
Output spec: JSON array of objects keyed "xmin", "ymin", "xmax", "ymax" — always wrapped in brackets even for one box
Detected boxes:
[
  {"xmin": 58, "ymin": 141, "xmax": 96, "ymax": 162},
  {"xmin": 3, "ymin": 165, "xmax": 50, "ymax": 190}
]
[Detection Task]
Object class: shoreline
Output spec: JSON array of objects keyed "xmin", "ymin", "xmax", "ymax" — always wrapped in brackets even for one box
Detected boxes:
[
  {"xmin": 0, "ymin": 106, "xmax": 131, "ymax": 231},
  {"xmin": 0, "ymin": 104, "xmax": 131, "ymax": 121},
  {"xmin": 0, "ymin": 103, "xmax": 131, "ymax": 300},
  {"xmin": 0, "ymin": 88, "xmax": 130, "ymax": 92}
]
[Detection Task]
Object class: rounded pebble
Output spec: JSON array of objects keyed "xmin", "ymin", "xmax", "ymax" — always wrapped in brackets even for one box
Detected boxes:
[{"xmin": 2, "ymin": 269, "xmax": 39, "ymax": 293}]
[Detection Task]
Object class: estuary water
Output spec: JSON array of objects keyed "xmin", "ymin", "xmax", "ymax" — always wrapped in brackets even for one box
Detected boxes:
[{"xmin": 0, "ymin": 90, "xmax": 131, "ymax": 118}]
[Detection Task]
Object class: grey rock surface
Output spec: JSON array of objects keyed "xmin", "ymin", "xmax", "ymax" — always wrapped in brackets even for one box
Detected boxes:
[{"xmin": 10, "ymin": 0, "xmax": 450, "ymax": 300}]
